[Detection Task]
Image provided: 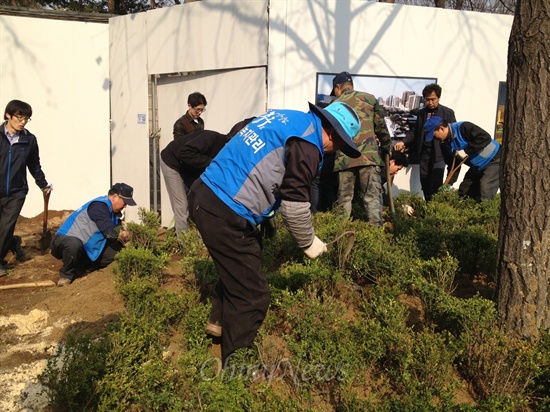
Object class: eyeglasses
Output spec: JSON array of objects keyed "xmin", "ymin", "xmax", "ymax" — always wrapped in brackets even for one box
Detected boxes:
[
  {"xmin": 13, "ymin": 115, "xmax": 31, "ymax": 123},
  {"xmin": 193, "ymin": 106, "xmax": 206, "ymax": 114}
]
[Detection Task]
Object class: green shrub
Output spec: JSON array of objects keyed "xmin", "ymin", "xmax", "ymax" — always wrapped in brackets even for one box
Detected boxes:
[
  {"xmin": 390, "ymin": 192, "xmax": 499, "ymax": 279},
  {"xmin": 97, "ymin": 313, "xmax": 184, "ymax": 411},
  {"xmin": 116, "ymin": 276, "xmax": 159, "ymax": 316},
  {"xmin": 40, "ymin": 198, "xmax": 549, "ymax": 411},
  {"xmin": 112, "ymin": 246, "xmax": 169, "ymax": 285},
  {"xmin": 125, "ymin": 207, "xmax": 163, "ymax": 251},
  {"xmin": 343, "ymin": 221, "xmax": 407, "ymax": 284},
  {"xmin": 530, "ymin": 329, "xmax": 550, "ymax": 411},
  {"xmin": 458, "ymin": 324, "xmax": 538, "ymax": 405},
  {"xmin": 39, "ymin": 332, "xmax": 110, "ymax": 411}
]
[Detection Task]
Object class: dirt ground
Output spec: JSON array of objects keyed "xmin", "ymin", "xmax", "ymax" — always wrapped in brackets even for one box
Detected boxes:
[{"xmin": 0, "ymin": 210, "xmax": 126, "ymax": 411}]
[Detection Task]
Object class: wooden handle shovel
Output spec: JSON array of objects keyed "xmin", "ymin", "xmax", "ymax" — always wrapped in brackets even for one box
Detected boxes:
[
  {"xmin": 0, "ymin": 280, "xmax": 56, "ymax": 290},
  {"xmin": 39, "ymin": 190, "xmax": 53, "ymax": 252},
  {"xmin": 385, "ymin": 153, "xmax": 395, "ymax": 217},
  {"xmin": 443, "ymin": 154, "xmax": 469, "ymax": 186}
]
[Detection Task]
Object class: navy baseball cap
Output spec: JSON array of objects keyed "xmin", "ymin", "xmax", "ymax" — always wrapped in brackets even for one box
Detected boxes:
[
  {"xmin": 111, "ymin": 183, "xmax": 136, "ymax": 206},
  {"xmin": 330, "ymin": 71, "xmax": 353, "ymax": 96},
  {"xmin": 424, "ymin": 116, "xmax": 444, "ymax": 142}
]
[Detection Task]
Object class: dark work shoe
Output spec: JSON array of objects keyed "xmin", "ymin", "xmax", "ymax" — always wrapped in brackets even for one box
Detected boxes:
[
  {"xmin": 57, "ymin": 278, "xmax": 73, "ymax": 287},
  {"xmin": 11, "ymin": 236, "xmax": 28, "ymax": 262},
  {"xmin": 15, "ymin": 248, "xmax": 27, "ymax": 262}
]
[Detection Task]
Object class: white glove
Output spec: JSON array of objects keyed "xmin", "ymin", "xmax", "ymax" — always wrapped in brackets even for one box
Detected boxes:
[
  {"xmin": 456, "ymin": 150, "xmax": 467, "ymax": 160},
  {"xmin": 43, "ymin": 184, "xmax": 53, "ymax": 194},
  {"xmin": 402, "ymin": 204, "xmax": 414, "ymax": 217},
  {"xmin": 304, "ymin": 236, "xmax": 327, "ymax": 259}
]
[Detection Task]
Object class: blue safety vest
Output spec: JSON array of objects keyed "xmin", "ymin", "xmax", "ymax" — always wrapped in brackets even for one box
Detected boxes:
[
  {"xmin": 201, "ymin": 109, "xmax": 324, "ymax": 225},
  {"xmin": 56, "ymin": 196, "xmax": 118, "ymax": 261},
  {"xmin": 449, "ymin": 122, "xmax": 500, "ymax": 170}
]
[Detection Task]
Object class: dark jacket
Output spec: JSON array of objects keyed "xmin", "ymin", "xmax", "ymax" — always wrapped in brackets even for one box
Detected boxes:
[
  {"xmin": 161, "ymin": 129, "xmax": 230, "ymax": 189},
  {"xmin": 446, "ymin": 121, "xmax": 501, "ymax": 170},
  {"xmin": 413, "ymin": 104, "xmax": 456, "ymax": 158},
  {"xmin": 0, "ymin": 125, "xmax": 48, "ymax": 197},
  {"xmin": 172, "ymin": 111, "xmax": 204, "ymax": 140}
]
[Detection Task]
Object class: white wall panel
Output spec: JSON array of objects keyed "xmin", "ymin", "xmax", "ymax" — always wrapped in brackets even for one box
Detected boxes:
[
  {"xmin": 0, "ymin": 15, "xmax": 110, "ymax": 218},
  {"xmin": 109, "ymin": 13, "xmax": 150, "ymax": 223},
  {"xmin": 146, "ymin": 0, "xmax": 268, "ymax": 75}
]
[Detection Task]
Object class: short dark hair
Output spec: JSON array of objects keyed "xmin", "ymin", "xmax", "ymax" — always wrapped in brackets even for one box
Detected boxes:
[
  {"xmin": 188, "ymin": 92, "xmax": 207, "ymax": 107},
  {"xmin": 4, "ymin": 100, "xmax": 32, "ymax": 120},
  {"xmin": 391, "ymin": 149, "xmax": 409, "ymax": 167},
  {"xmin": 422, "ymin": 83, "xmax": 442, "ymax": 98}
]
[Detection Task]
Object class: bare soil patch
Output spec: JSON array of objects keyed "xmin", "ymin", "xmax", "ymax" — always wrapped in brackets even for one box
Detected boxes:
[{"xmin": 0, "ymin": 211, "xmax": 125, "ymax": 411}]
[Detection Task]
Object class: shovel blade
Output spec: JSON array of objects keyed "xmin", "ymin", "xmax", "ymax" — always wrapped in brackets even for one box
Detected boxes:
[{"xmin": 40, "ymin": 229, "xmax": 53, "ymax": 252}]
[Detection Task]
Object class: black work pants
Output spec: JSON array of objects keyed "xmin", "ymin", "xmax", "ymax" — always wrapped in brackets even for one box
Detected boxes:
[
  {"xmin": 419, "ymin": 145, "xmax": 460, "ymax": 201},
  {"xmin": 51, "ymin": 234, "xmax": 122, "ymax": 280},
  {"xmin": 419, "ymin": 146, "xmax": 445, "ymax": 202},
  {"xmin": 0, "ymin": 195, "xmax": 26, "ymax": 262},
  {"xmin": 458, "ymin": 149, "xmax": 501, "ymax": 201},
  {"xmin": 189, "ymin": 179, "xmax": 270, "ymax": 365}
]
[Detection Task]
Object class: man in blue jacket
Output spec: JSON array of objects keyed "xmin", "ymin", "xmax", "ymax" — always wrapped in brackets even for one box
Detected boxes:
[
  {"xmin": 189, "ymin": 102, "xmax": 361, "ymax": 366},
  {"xmin": 0, "ymin": 100, "xmax": 51, "ymax": 277},
  {"xmin": 424, "ymin": 116, "xmax": 500, "ymax": 201},
  {"xmin": 51, "ymin": 183, "xmax": 136, "ymax": 286}
]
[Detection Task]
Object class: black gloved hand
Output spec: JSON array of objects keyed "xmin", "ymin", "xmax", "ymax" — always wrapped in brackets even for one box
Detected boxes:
[{"xmin": 260, "ymin": 219, "xmax": 277, "ymax": 239}]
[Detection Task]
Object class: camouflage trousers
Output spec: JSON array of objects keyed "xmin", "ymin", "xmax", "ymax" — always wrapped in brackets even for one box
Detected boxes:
[{"xmin": 337, "ymin": 166, "xmax": 383, "ymax": 227}]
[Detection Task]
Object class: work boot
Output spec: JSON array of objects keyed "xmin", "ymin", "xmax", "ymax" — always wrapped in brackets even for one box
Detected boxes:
[
  {"xmin": 57, "ymin": 278, "xmax": 73, "ymax": 287},
  {"xmin": 11, "ymin": 236, "xmax": 27, "ymax": 262},
  {"xmin": 0, "ymin": 264, "xmax": 6, "ymax": 277}
]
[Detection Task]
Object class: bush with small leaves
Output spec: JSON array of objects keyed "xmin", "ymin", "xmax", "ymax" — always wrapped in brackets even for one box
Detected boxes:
[
  {"xmin": 124, "ymin": 207, "xmax": 163, "ymax": 252},
  {"xmin": 112, "ymin": 246, "xmax": 169, "ymax": 285},
  {"xmin": 39, "ymin": 332, "xmax": 110, "ymax": 412}
]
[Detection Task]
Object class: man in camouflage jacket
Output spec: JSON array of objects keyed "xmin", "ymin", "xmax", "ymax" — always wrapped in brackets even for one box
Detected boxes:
[{"xmin": 331, "ymin": 72, "xmax": 391, "ymax": 226}]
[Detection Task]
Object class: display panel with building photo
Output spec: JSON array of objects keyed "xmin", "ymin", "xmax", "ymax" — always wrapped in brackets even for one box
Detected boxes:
[{"xmin": 316, "ymin": 73, "xmax": 437, "ymax": 163}]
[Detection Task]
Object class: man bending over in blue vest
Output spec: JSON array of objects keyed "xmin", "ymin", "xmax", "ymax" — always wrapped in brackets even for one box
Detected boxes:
[
  {"xmin": 51, "ymin": 183, "xmax": 136, "ymax": 286},
  {"xmin": 424, "ymin": 116, "xmax": 501, "ymax": 201},
  {"xmin": 188, "ymin": 102, "xmax": 361, "ymax": 368}
]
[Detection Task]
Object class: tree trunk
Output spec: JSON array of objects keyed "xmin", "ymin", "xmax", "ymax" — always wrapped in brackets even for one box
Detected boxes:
[
  {"xmin": 496, "ymin": 1, "xmax": 550, "ymax": 338},
  {"xmin": 434, "ymin": 0, "xmax": 445, "ymax": 8},
  {"xmin": 379, "ymin": 0, "xmax": 396, "ymax": 3}
]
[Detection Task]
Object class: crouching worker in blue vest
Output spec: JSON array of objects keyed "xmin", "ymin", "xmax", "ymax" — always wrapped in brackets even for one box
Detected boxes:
[
  {"xmin": 424, "ymin": 116, "xmax": 501, "ymax": 201},
  {"xmin": 188, "ymin": 102, "xmax": 361, "ymax": 367},
  {"xmin": 51, "ymin": 183, "xmax": 136, "ymax": 286}
]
